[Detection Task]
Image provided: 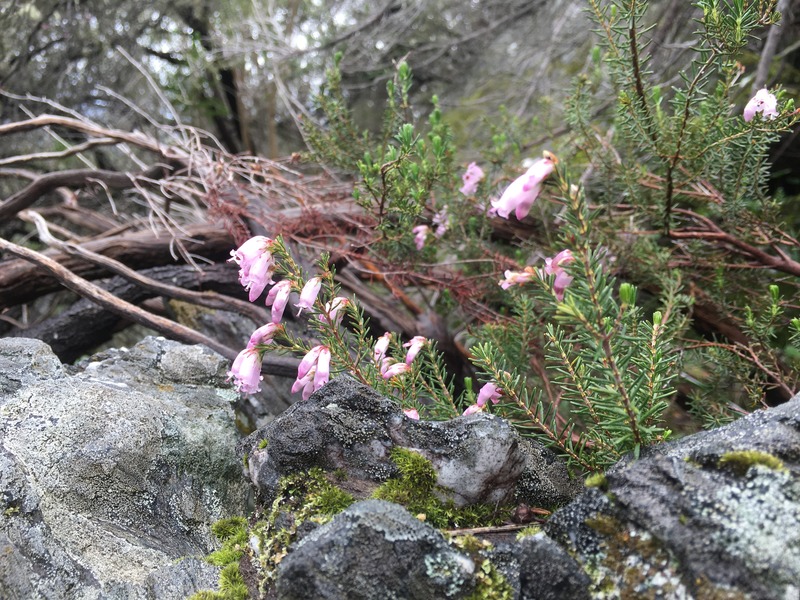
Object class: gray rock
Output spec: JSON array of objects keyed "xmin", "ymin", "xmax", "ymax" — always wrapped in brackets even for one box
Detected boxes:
[
  {"xmin": 239, "ymin": 376, "xmax": 576, "ymax": 509},
  {"xmin": 0, "ymin": 337, "xmax": 64, "ymax": 398},
  {"xmin": 517, "ymin": 532, "xmax": 590, "ymax": 600},
  {"xmin": 0, "ymin": 337, "xmax": 249, "ymax": 599},
  {"xmin": 545, "ymin": 394, "xmax": 800, "ymax": 600},
  {"xmin": 275, "ymin": 499, "xmax": 476, "ymax": 600}
]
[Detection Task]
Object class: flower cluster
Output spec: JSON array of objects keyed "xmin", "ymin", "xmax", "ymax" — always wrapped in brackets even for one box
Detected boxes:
[
  {"xmin": 412, "ymin": 207, "xmax": 449, "ymax": 250},
  {"xmin": 228, "ymin": 236, "xmax": 276, "ymax": 302},
  {"xmin": 227, "ymin": 237, "xmax": 436, "ymax": 403},
  {"xmin": 373, "ymin": 332, "xmax": 427, "ymax": 379}
]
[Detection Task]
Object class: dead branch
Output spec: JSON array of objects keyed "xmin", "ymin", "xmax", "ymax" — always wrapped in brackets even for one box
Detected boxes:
[
  {"xmin": 0, "ymin": 163, "xmax": 175, "ymax": 221},
  {"xmin": 21, "ymin": 210, "xmax": 268, "ymax": 325},
  {"xmin": 0, "ymin": 235, "xmax": 238, "ymax": 359},
  {"xmin": 0, "ymin": 223, "xmax": 235, "ymax": 309}
]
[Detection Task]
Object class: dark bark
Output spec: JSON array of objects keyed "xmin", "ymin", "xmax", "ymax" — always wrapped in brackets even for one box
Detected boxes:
[{"xmin": 0, "ymin": 224, "xmax": 235, "ymax": 309}]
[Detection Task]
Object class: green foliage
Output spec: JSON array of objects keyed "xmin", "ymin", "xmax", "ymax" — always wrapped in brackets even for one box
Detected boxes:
[
  {"xmin": 372, "ymin": 448, "xmax": 509, "ymax": 529},
  {"xmin": 232, "ymin": 0, "xmax": 800, "ymax": 479},
  {"xmin": 303, "ymin": 59, "xmax": 455, "ymax": 257}
]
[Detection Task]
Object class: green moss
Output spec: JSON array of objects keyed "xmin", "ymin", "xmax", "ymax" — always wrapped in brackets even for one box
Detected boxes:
[
  {"xmin": 718, "ymin": 450, "xmax": 786, "ymax": 476},
  {"xmin": 187, "ymin": 591, "xmax": 224, "ymax": 600},
  {"xmin": 451, "ymin": 535, "xmax": 514, "ymax": 600},
  {"xmin": 468, "ymin": 559, "xmax": 515, "ymax": 599},
  {"xmin": 516, "ymin": 525, "xmax": 542, "ymax": 540},
  {"xmin": 219, "ymin": 563, "xmax": 249, "ymax": 600},
  {"xmin": 207, "ymin": 517, "xmax": 248, "ymax": 567},
  {"xmin": 371, "ymin": 447, "xmax": 509, "ymax": 529},
  {"xmin": 247, "ymin": 468, "xmax": 356, "ymax": 590},
  {"xmin": 584, "ymin": 472, "xmax": 608, "ymax": 489},
  {"xmin": 257, "ymin": 439, "xmax": 269, "ymax": 449}
]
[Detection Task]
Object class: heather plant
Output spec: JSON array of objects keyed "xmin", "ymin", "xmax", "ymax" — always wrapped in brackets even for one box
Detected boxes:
[{"xmin": 227, "ymin": 0, "xmax": 800, "ymax": 474}]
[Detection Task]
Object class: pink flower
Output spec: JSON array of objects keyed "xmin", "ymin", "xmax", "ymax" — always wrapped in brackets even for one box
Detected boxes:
[
  {"xmin": 544, "ymin": 249, "xmax": 574, "ymax": 275},
  {"xmin": 412, "ymin": 225, "xmax": 430, "ymax": 250},
  {"xmin": 292, "ymin": 345, "xmax": 330, "ymax": 400},
  {"xmin": 491, "ymin": 152, "xmax": 557, "ymax": 220},
  {"xmin": 374, "ymin": 332, "xmax": 391, "ymax": 364},
  {"xmin": 319, "ymin": 297, "xmax": 350, "ymax": 325},
  {"xmin": 229, "ymin": 236, "xmax": 276, "ymax": 302},
  {"xmin": 291, "ymin": 367, "xmax": 316, "ymax": 400},
  {"xmin": 247, "ymin": 323, "xmax": 281, "ymax": 348},
  {"xmin": 227, "ymin": 348, "xmax": 263, "ymax": 394},
  {"xmin": 462, "ymin": 403, "xmax": 483, "ymax": 416},
  {"xmin": 313, "ymin": 347, "xmax": 331, "ymax": 391},
  {"xmin": 433, "ymin": 207, "xmax": 449, "ymax": 237},
  {"xmin": 297, "ymin": 345, "xmax": 324, "ymax": 381},
  {"xmin": 404, "ymin": 408, "xmax": 420, "ymax": 420},
  {"xmin": 460, "ymin": 162, "xmax": 485, "ymax": 195},
  {"xmin": 403, "ymin": 336, "xmax": 427, "ymax": 365},
  {"xmin": 499, "ymin": 267, "xmax": 536, "ymax": 290},
  {"xmin": 265, "ymin": 280, "xmax": 292, "ymax": 323},
  {"xmin": 542, "ymin": 249, "xmax": 575, "ymax": 301},
  {"xmin": 295, "ymin": 276, "xmax": 322, "ymax": 316},
  {"xmin": 381, "ymin": 359, "xmax": 411, "ymax": 379},
  {"xmin": 744, "ymin": 88, "xmax": 778, "ymax": 122},
  {"xmin": 476, "ymin": 382, "xmax": 503, "ymax": 407}
]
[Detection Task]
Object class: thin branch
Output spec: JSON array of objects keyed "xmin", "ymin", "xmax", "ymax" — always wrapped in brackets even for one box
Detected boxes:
[
  {"xmin": 0, "ymin": 235, "xmax": 237, "ymax": 360},
  {"xmin": 0, "ymin": 163, "xmax": 172, "ymax": 221},
  {"xmin": 21, "ymin": 210, "xmax": 269, "ymax": 326}
]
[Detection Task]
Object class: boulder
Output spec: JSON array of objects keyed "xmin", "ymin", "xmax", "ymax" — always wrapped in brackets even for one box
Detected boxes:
[
  {"xmin": 0, "ymin": 337, "xmax": 250, "ymax": 599},
  {"xmin": 238, "ymin": 376, "xmax": 579, "ymax": 509},
  {"xmin": 275, "ymin": 499, "xmax": 476, "ymax": 600},
  {"xmin": 545, "ymin": 393, "xmax": 800, "ymax": 599}
]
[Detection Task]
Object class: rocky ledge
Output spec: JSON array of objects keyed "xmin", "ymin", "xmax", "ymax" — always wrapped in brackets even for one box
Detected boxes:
[{"xmin": 2, "ymin": 337, "xmax": 798, "ymax": 599}]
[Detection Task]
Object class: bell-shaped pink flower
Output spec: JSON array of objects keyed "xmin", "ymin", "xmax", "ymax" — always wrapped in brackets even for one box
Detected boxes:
[
  {"xmin": 460, "ymin": 162, "xmax": 485, "ymax": 195},
  {"xmin": 297, "ymin": 345, "xmax": 324, "ymax": 381},
  {"xmin": 404, "ymin": 408, "xmax": 420, "ymax": 420},
  {"xmin": 313, "ymin": 347, "xmax": 331, "ymax": 391},
  {"xmin": 542, "ymin": 249, "xmax": 575, "ymax": 301},
  {"xmin": 381, "ymin": 358, "xmax": 411, "ymax": 379},
  {"xmin": 412, "ymin": 225, "xmax": 429, "ymax": 250},
  {"xmin": 227, "ymin": 347, "xmax": 263, "ymax": 394},
  {"xmin": 491, "ymin": 152, "xmax": 557, "ymax": 220},
  {"xmin": 295, "ymin": 276, "xmax": 322, "ymax": 316},
  {"xmin": 743, "ymin": 88, "xmax": 778, "ymax": 122},
  {"xmin": 229, "ymin": 236, "xmax": 276, "ymax": 302},
  {"xmin": 476, "ymin": 382, "xmax": 503, "ymax": 407},
  {"xmin": 544, "ymin": 249, "xmax": 574, "ymax": 275},
  {"xmin": 292, "ymin": 345, "xmax": 330, "ymax": 400},
  {"xmin": 291, "ymin": 366, "xmax": 316, "ymax": 400},
  {"xmin": 432, "ymin": 207, "xmax": 449, "ymax": 237},
  {"xmin": 247, "ymin": 323, "xmax": 281, "ymax": 348},
  {"xmin": 265, "ymin": 280, "xmax": 292, "ymax": 323},
  {"xmin": 403, "ymin": 336, "xmax": 427, "ymax": 365},
  {"xmin": 319, "ymin": 297, "xmax": 350, "ymax": 325},
  {"xmin": 499, "ymin": 267, "xmax": 536, "ymax": 290},
  {"xmin": 374, "ymin": 332, "xmax": 391, "ymax": 364}
]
